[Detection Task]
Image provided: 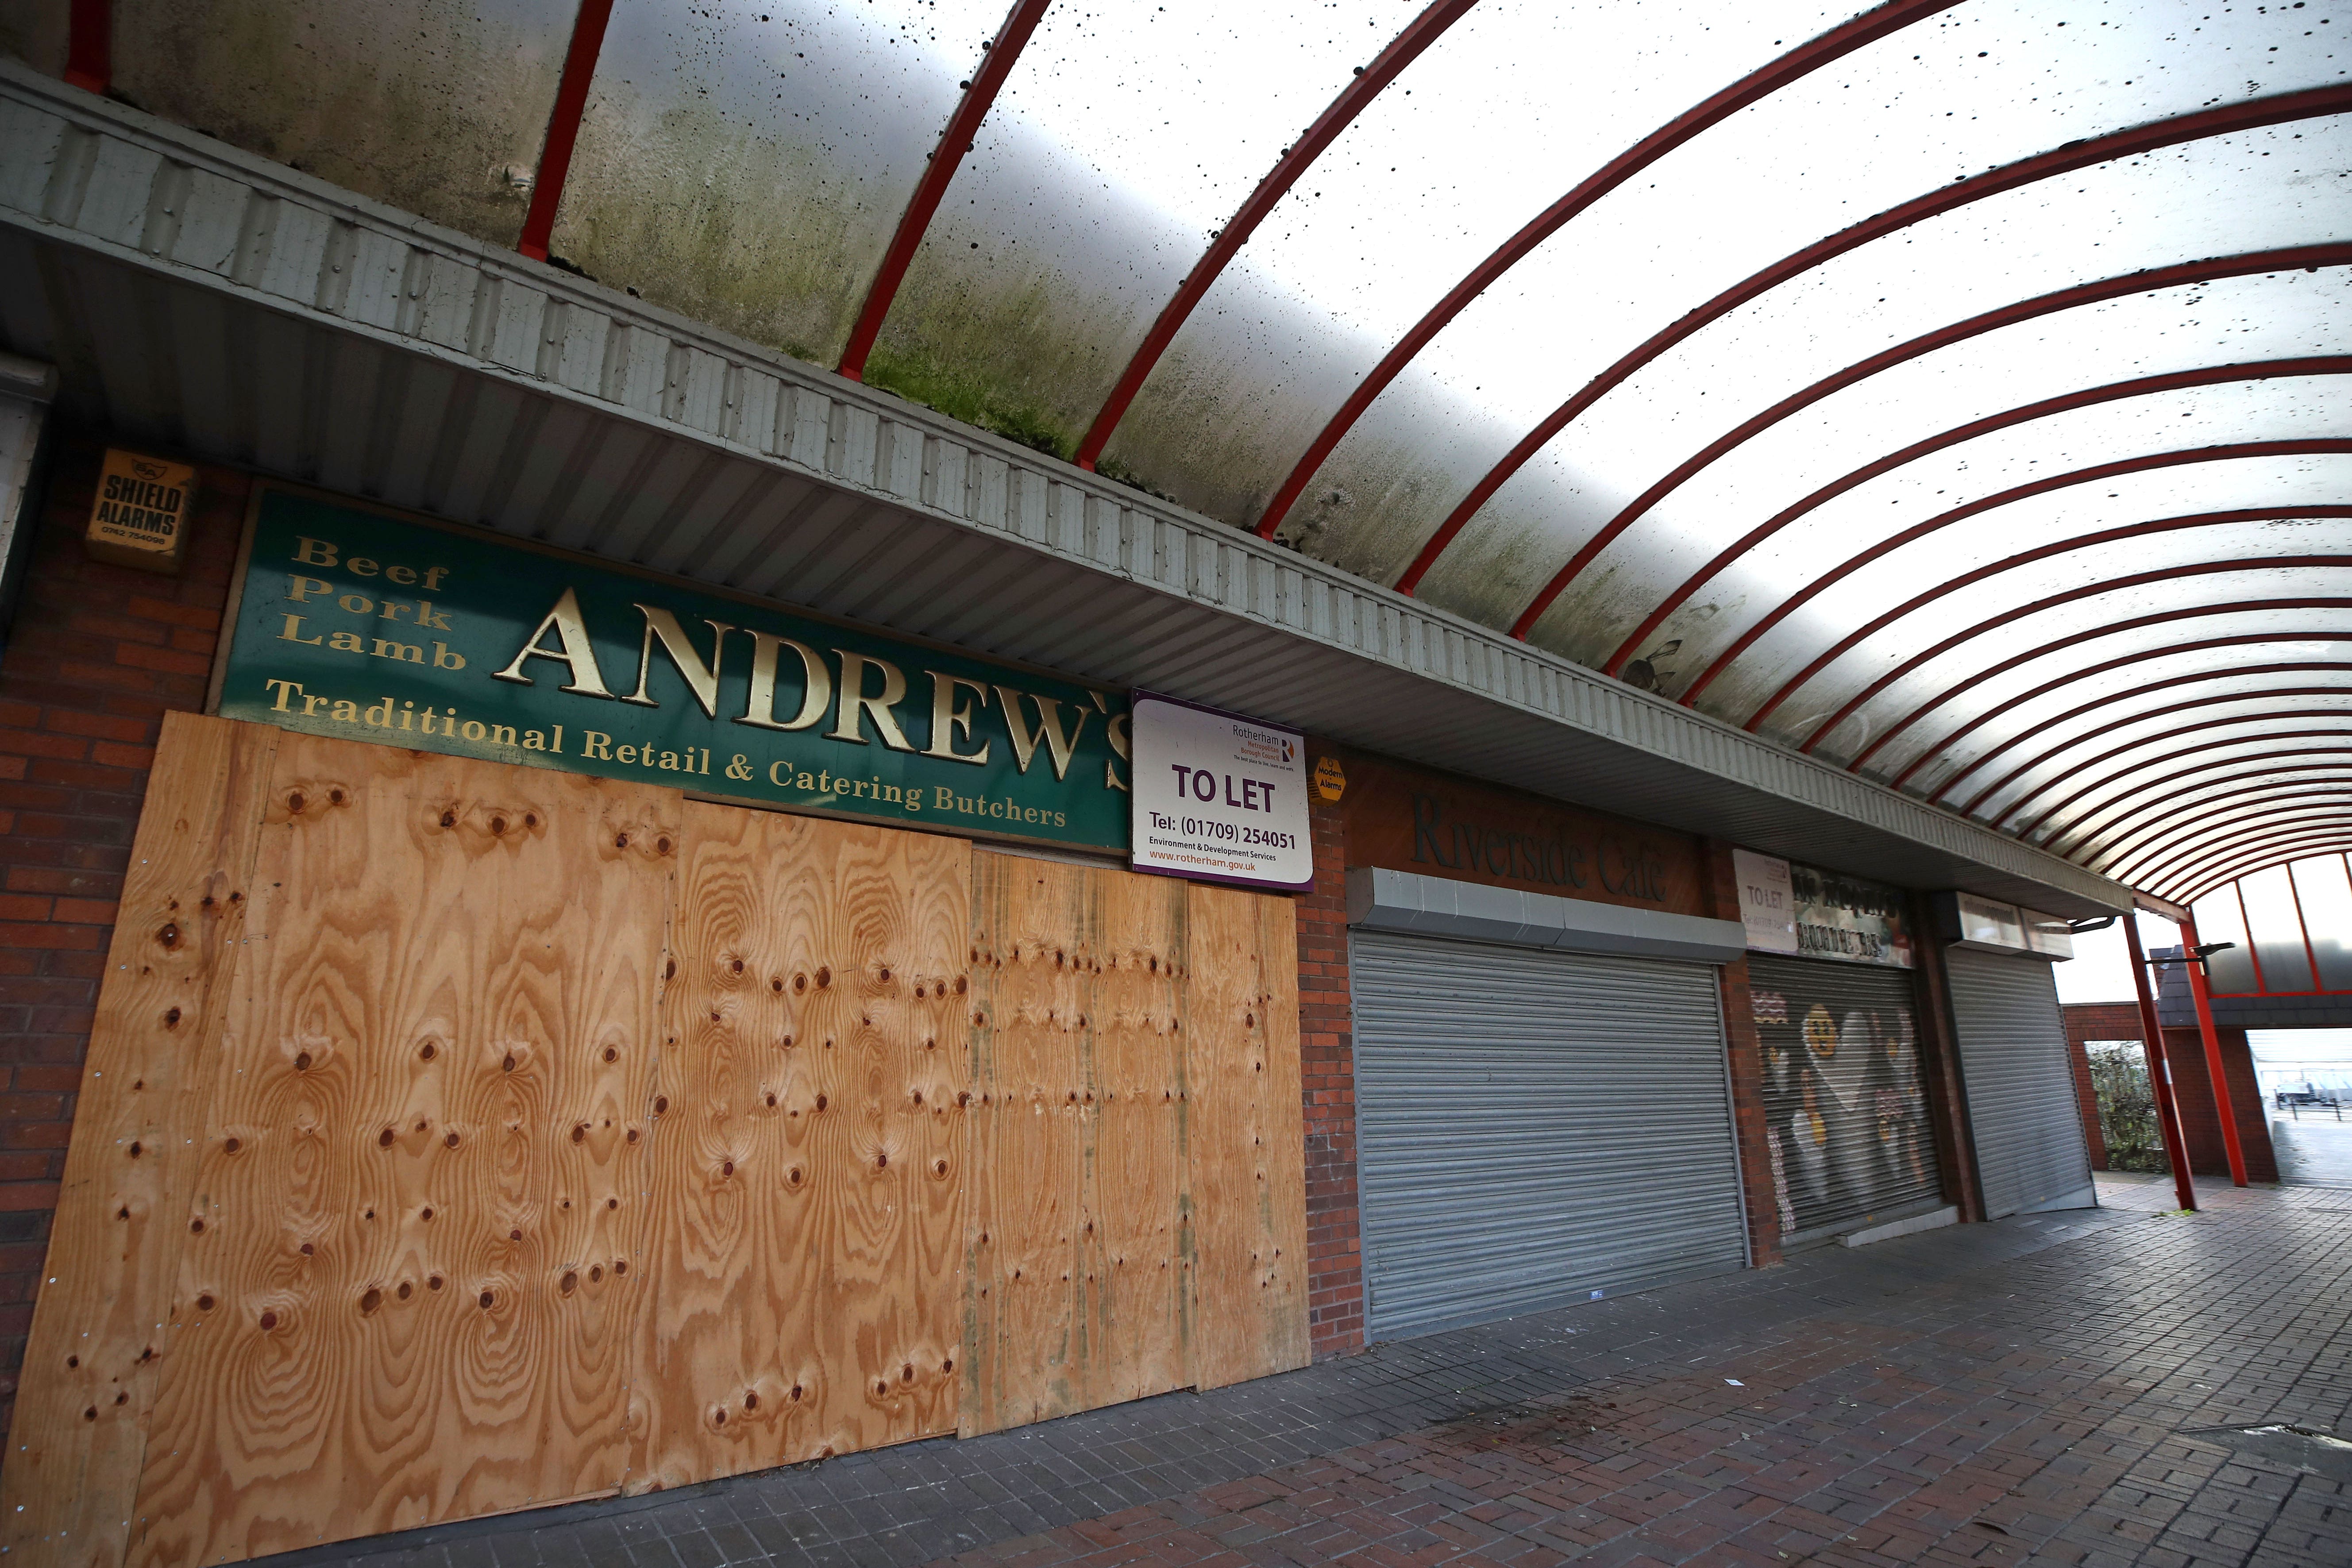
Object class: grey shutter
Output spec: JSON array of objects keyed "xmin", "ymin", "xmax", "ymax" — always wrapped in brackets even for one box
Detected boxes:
[
  {"xmin": 1349, "ymin": 928, "xmax": 1748, "ymax": 1340},
  {"xmin": 1943, "ymin": 946, "xmax": 2095, "ymax": 1218},
  {"xmin": 1745, "ymin": 954, "xmax": 1945, "ymax": 1248}
]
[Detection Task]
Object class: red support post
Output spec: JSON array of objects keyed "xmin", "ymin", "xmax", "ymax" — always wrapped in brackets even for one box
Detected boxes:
[
  {"xmin": 2124, "ymin": 915, "xmax": 2198, "ymax": 1212},
  {"xmin": 2181, "ymin": 913, "xmax": 2251, "ymax": 1186}
]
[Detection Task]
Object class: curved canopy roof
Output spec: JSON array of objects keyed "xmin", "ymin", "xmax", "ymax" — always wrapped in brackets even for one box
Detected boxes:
[{"xmin": 63, "ymin": 0, "xmax": 2352, "ymax": 904}]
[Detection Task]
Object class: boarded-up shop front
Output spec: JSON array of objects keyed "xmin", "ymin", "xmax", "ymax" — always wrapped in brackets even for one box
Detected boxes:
[
  {"xmin": 1337, "ymin": 759, "xmax": 1752, "ymax": 1339},
  {"xmin": 1733, "ymin": 851, "xmax": 1944, "ymax": 1249},
  {"xmin": 0, "ymin": 485, "xmax": 1310, "ymax": 1568}
]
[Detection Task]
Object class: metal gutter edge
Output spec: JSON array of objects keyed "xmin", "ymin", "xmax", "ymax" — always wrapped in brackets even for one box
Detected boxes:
[
  {"xmin": 1347, "ymin": 867, "xmax": 1749, "ymax": 964},
  {"xmin": 0, "ymin": 60, "xmax": 2136, "ymax": 917}
]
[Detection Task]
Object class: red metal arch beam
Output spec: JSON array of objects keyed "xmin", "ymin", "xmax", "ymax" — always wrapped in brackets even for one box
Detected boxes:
[
  {"xmin": 1620, "ymin": 351, "xmax": 2352, "ymax": 686},
  {"xmin": 1411, "ymin": 82, "xmax": 2352, "ymax": 627},
  {"xmin": 1955, "ymin": 677, "xmax": 2352, "ymax": 824},
  {"xmin": 2150, "ymin": 819, "xmax": 2352, "ymax": 895},
  {"xmin": 2070, "ymin": 758, "xmax": 2352, "ymax": 867},
  {"xmin": 2150, "ymin": 824, "xmax": 2352, "ymax": 905},
  {"xmin": 1720, "ymin": 462, "xmax": 2352, "ymax": 730},
  {"xmin": 2109, "ymin": 787, "xmax": 2352, "ymax": 878},
  {"xmin": 838, "ymin": 0, "xmax": 1055, "ymax": 381},
  {"xmin": 1892, "ymin": 630, "xmax": 2352, "ymax": 794},
  {"xmin": 2169, "ymin": 840, "xmax": 2352, "ymax": 907},
  {"xmin": 2071, "ymin": 757, "xmax": 2352, "ymax": 864},
  {"xmin": 2050, "ymin": 748, "xmax": 2352, "ymax": 860},
  {"xmin": 64, "ymin": 0, "xmax": 110, "ymax": 93},
  {"xmin": 1777, "ymin": 555, "xmax": 2352, "ymax": 760},
  {"xmin": 2009, "ymin": 720, "xmax": 2352, "ymax": 844},
  {"xmin": 517, "ymin": 0, "xmax": 618, "ymax": 261},
  {"xmin": 2040, "ymin": 744, "xmax": 2352, "ymax": 871},
  {"xmin": 1936, "ymin": 663, "xmax": 2352, "ymax": 817},
  {"xmin": 2041, "ymin": 738, "xmax": 2352, "ymax": 870},
  {"xmin": 2108, "ymin": 791, "xmax": 2352, "ymax": 888},
  {"xmin": 2013, "ymin": 719, "xmax": 2352, "ymax": 846},
  {"xmin": 2171, "ymin": 839, "xmax": 2352, "ymax": 906},
  {"xmin": 1849, "ymin": 601, "xmax": 2352, "ymax": 778},
  {"xmin": 2148, "ymin": 825, "xmax": 2352, "ymax": 905},
  {"xmin": 1248, "ymin": 0, "xmax": 1963, "ymax": 540},
  {"xmin": 1072, "ymin": 0, "xmax": 1479, "ymax": 470}
]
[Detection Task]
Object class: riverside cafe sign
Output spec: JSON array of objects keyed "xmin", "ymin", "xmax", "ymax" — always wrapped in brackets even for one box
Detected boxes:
[
  {"xmin": 216, "ymin": 489, "xmax": 1315, "ymax": 889},
  {"xmin": 217, "ymin": 488, "xmax": 1133, "ymax": 850}
]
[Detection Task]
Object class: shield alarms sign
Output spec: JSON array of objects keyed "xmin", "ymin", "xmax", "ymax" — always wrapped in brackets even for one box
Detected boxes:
[{"xmin": 1129, "ymin": 692, "xmax": 1312, "ymax": 892}]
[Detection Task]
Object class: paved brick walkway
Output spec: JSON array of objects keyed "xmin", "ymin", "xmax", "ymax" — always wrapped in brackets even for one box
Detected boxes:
[{"xmin": 269, "ymin": 1178, "xmax": 2352, "ymax": 1568}]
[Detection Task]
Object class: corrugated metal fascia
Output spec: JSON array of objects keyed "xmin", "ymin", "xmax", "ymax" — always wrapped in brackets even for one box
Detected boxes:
[{"xmin": 0, "ymin": 61, "xmax": 2132, "ymax": 917}]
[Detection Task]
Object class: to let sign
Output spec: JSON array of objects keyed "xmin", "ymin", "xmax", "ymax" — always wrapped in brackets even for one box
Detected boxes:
[
  {"xmin": 1129, "ymin": 693, "xmax": 1311, "ymax": 892},
  {"xmin": 217, "ymin": 488, "xmax": 1132, "ymax": 850}
]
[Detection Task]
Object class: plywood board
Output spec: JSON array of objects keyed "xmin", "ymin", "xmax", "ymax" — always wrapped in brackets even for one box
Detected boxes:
[
  {"xmin": 128, "ymin": 735, "xmax": 680, "ymax": 1565},
  {"xmin": 959, "ymin": 854, "xmax": 1091, "ymax": 1435},
  {"xmin": 962, "ymin": 856, "xmax": 1195, "ymax": 1433},
  {"xmin": 631, "ymin": 805, "xmax": 968, "ymax": 1487},
  {"xmin": 1184, "ymin": 886, "xmax": 1309, "ymax": 1391},
  {"xmin": 1081, "ymin": 872, "xmax": 1190, "ymax": 1410},
  {"xmin": 0, "ymin": 713, "xmax": 279, "ymax": 1568}
]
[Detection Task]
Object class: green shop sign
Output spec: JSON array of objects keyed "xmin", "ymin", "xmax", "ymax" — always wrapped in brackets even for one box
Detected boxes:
[{"xmin": 217, "ymin": 488, "xmax": 1132, "ymax": 850}]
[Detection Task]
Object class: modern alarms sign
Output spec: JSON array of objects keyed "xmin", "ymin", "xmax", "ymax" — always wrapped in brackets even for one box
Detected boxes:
[{"xmin": 1130, "ymin": 693, "xmax": 1312, "ymax": 892}]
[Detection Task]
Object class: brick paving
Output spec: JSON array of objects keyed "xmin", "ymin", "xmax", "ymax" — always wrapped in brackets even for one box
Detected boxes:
[{"xmin": 258, "ymin": 1175, "xmax": 2352, "ymax": 1568}]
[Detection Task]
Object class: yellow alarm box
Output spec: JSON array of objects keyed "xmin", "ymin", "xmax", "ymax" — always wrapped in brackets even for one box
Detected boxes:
[{"xmin": 86, "ymin": 448, "xmax": 195, "ymax": 574}]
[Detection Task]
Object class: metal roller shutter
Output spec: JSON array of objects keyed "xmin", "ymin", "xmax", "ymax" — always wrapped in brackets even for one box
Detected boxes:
[
  {"xmin": 1350, "ymin": 928, "xmax": 1748, "ymax": 1340},
  {"xmin": 1745, "ymin": 954, "xmax": 1944, "ymax": 1248},
  {"xmin": 1943, "ymin": 946, "xmax": 2095, "ymax": 1218}
]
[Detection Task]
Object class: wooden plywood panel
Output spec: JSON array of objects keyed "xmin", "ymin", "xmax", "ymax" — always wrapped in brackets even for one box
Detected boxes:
[
  {"xmin": 1185, "ymin": 886, "xmax": 1309, "ymax": 1391},
  {"xmin": 632, "ymin": 805, "xmax": 968, "ymax": 1487},
  {"xmin": 1081, "ymin": 872, "xmax": 1190, "ymax": 1409},
  {"xmin": 0, "ymin": 714, "xmax": 279, "ymax": 1568},
  {"xmin": 129, "ymin": 735, "xmax": 680, "ymax": 1566},
  {"xmin": 959, "ymin": 854, "xmax": 1090, "ymax": 1436}
]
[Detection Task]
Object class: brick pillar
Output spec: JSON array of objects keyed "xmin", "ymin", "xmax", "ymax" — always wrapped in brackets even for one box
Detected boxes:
[
  {"xmin": 1906, "ymin": 893, "xmax": 1986, "ymax": 1222},
  {"xmin": 0, "ymin": 441, "xmax": 244, "ymax": 1440},
  {"xmin": 2160, "ymin": 1025, "xmax": 2279, "ymax": 1183},
  {"xmin": 1698, "ymin": 841, "xmax": 1780, "ymax": 1268},
  {"xmin": 2058, "ymin": 1002, "xmax": 2150, "ymax": 1172},
  {"xmin": 1297, "ymin": 748, "xmax": 1363, "ymax": 1357}
]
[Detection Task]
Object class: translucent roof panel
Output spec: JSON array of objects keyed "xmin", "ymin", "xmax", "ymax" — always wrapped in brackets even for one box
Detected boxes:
[
  {"xmin": 86, "ymin": 0, "xmax": 2350, "ymax": 900},
  {"xmin": 110, "ymin": 0, "xmax": 578, "ymax": 247},
  {"xmin": 862, "ymin": 0, "xmax": 1428, "ymax": 461},
  {"xmin": 1948, "ymin": 673, "xmax": 2352, "ymax": 833},
  {"xmin": 1904, "ymin": 635, "xmax": 2352, "ymax": 809},
  {"xmin": 2295, "ymin": 857, "xmax": 2352, "ymax": 990},
  {"xmin": 1757, "ymin": 559, "xmax": 2352, "ymax": 761},
  {"xmin": 2073, "ymin": 767, "xmax": 2352, "ymax": 882},
  {"xmin": 1478, "ymin": 120, "xmax": 2352, "ymax": 647},
  {"xmin": 2190, "ymin": 885, "xmax": 2262, "ymax": 994},
  {"xmin": 551, "ymin": 0, "xmax": 1008, "ymax": 362},
  {"xmin": 2063, "ymin": 743, "xmax": 2352, "ymax": 861},
  {"xmin": 0, "ymin": 2, "xmax": 67, "ymax": 78}
]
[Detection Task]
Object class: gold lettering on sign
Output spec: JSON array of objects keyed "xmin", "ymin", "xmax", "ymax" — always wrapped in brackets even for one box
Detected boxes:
[
  {"xmin": 994, "ymin": 686, "xmax": 1091, "ymax": 780},
  {"xmin": 737, "ymin": 632, "xmax": 831, "ymax": 731},
  {"xmin": 923, "ymin": 673, "xmax": 993, "ymax": 766},
  {"xmin": 493, "ymin": 588, "xmax": 615, "ymax": 697},
  {"xmin": 622, "ymin": 604, "xmax": 733, "ymax": 717},
  {"xmin": 829, "ymin": 651, "xmax": 914, "ymax": 750}
]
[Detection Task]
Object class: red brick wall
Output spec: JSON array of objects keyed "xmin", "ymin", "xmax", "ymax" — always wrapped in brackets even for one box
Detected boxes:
[
  {"xmin": 2161, "ymin": 1025, "xmax": 2280, "ymax": 1183},
  {"xmin": 2061, "ymin": 1002, "xmax": 2145, "ymax": 1170},
  {"xmin": 0, "ymin": 440, "xmax": 245, "ymax": 1439},
  {"xmin": 1906, "ymin": 895, "xmax": 1987, "ymax": 1223},
  {"xmin": 1298, "ymin": 755, "xmax": 1364, "ymax": 1358},
  {"xmin": 1700, "ymin": 842, "xmax": 1780, "ymax": 1268}
]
